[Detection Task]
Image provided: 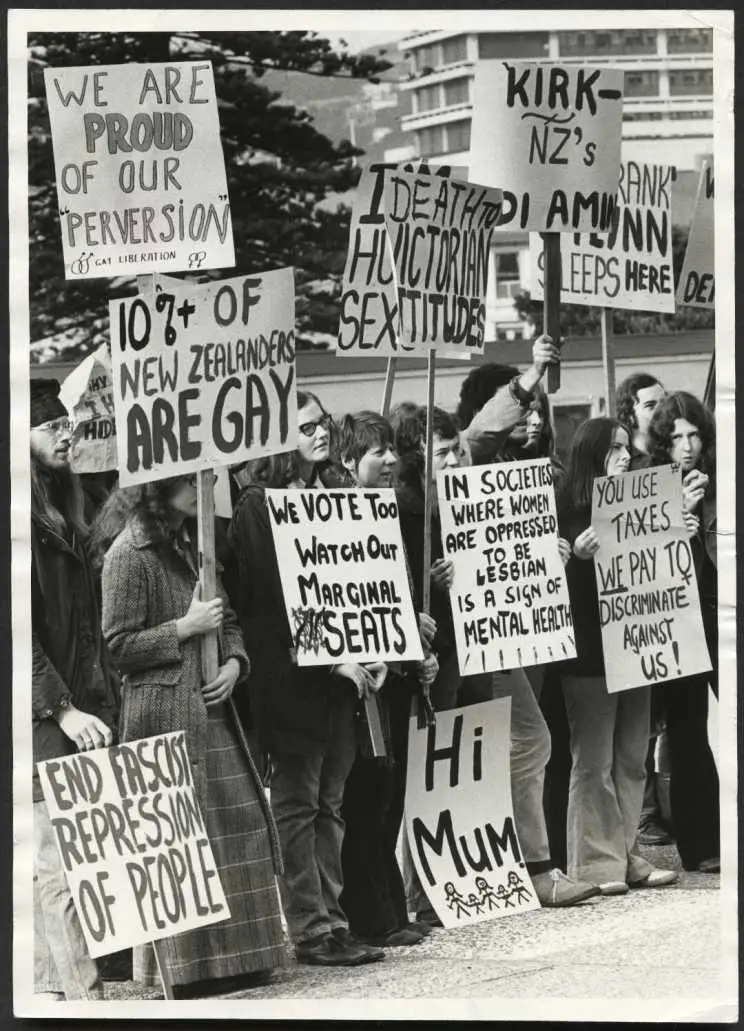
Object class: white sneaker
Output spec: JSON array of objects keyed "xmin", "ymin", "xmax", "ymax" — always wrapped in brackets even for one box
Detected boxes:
[{"xmin": 533, "ymin": 868, "xmax": 601, "ymax": 907}]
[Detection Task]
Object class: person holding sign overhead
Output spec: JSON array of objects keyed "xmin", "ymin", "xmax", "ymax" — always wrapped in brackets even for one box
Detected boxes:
[
  {"xmin": 98, "ymin": 474, "xmax": 286, "ymax": 998},
  {"xmin": 557, "ymin": 418, "xmax": 679, "ymax": 895},
  {"xmin": 228, "ymin": 392, "xmax": 386, "ymax": 968},
  {"xmin": 30, "ymin": 379, "xmax": 119, "ymax": 1001}
]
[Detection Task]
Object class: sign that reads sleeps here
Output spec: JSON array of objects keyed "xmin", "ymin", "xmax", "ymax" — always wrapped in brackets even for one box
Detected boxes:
[
  {"xmin": 265, "ymin": 488, "xmax": 423, "ymax": 666},
  {"xmin": 592, "ymin": 465, "xmax": 711, "ymax": 692},
  {"xmin": 437, "ymin": 460, "xmax": 576, "ymax": 674},
  {"xmin": 37, "ymin": 733, "xmax": 229, "ymax": 958},
  {"xmin": 109, "ymin": 267, "xmax": 296, "ymax": 486},
  {"xmin": 405, "ymin": 697, "xmax": 540, "ymax": 928},
  {"xmin": 676, "ymin": 160, "xmax": 714, "ymax": 309},
  {"xmin": 529, "ymin": 161, "xmax": 675, "ymax": 313},
  {"xmin": 469, "ymin": 62, "xmax": 623, "ymax": 232},
  {"xmin": 44, "ymin": 61, "xmax": 234, "ymax": 279}
]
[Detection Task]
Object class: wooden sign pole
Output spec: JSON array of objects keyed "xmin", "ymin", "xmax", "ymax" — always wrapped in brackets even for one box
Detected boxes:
[
  {"xmin": 421, "ymin": 348, "xmax": 437, "ymax": 615},
  {"xmin": 153, "ymin": 940, "xmax": 175, "ymax": 1000},
  {"xmin": 196, "ymin": 469, "xmax": 220, "ymax": 684},
  {"xmin": 381, "ymin": 356, "xmax": 398, "ymax": 418},
  {"xmin": 540, "ymin": 233, "xmax": 563, "ymax": 394},
  {"xmin": 703, "ymin": 352, "xmax": 715, "ymax": 412},
  {"xmin": 600, "ymin": 308, "xmax": 617, "ymax": 418}
]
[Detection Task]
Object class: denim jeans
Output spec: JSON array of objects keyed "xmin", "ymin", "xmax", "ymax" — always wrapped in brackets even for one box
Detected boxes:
[
  {"xmin": 270, "ymin": 692, "xmax": 357, "ymax": 944},
  {"xmin": 34, "ymin": 801, "xmax": 103, "ymax": 999}
]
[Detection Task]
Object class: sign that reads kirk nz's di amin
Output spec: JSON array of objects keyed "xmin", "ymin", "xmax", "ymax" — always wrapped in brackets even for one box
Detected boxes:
[
  {"xmin": 44, "ymin": 61, "xmax": 234, "ymax": 279},
  {"xmin": 109, "ymin": 267, "xmax": 296, "ymax": 486},
  {"xmin": 37, "ymin": 733, "xmax": 229, "ymax": 958},
  {"xmin": 405, "ymin": 697, "xmax": 540, "ymax": 928},
  {"xmin": 469, "ymin": 62, "xmax": 624, "ymax": 232}
]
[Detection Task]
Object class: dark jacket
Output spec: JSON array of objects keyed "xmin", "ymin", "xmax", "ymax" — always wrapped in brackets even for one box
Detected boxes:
[
  {"xmin": 556, "ymin": 495, "xmax": 606, "ymax": 678},
  {"xmin": 31, "ymin": 515, "xmax": 119, "ymax": 802}
]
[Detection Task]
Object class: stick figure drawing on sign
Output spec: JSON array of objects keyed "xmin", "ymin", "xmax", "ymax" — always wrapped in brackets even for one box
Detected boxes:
[
  {"xmin": 507, "ymin": 871, "xmax": 533, "ymax": 905},
  {"xmin": 443, "ymin": 882, "xmax": 471, "ymax": 919},
  {"xmin": 475, "ymin": 876, "xmax": 500, "ymax": 911},
  {"xmin": 496, "ymin": 884, "xmax": 515, "ymax": 908}
]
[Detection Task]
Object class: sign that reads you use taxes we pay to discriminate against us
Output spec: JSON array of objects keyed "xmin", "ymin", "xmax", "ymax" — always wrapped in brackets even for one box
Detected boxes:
[
  {"xmin": 44, "ymin": 61, "xmax": 234, "ymax": 278},
  {"xmin": 109, "ymin": 267, "xmax": 296, "ymax": 486},
  {"xmin": 37, "ymin": 733, "xmax": 229, "ymax": 958},
  {"xmin": 266, "ymin": 488, "xmax": 423, "ymax": 666},
  {"xmin": 469, "ymin": 62, "xmax": 624, "ymax": 232}
]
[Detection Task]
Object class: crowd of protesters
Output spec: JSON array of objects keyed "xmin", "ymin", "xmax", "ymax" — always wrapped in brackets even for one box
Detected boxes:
[{"xmin": 30, "ymin": 338, "xmax": 719, "ymax": 1000}]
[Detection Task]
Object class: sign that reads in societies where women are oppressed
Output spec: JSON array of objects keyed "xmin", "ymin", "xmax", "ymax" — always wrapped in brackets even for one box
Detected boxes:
[
  {"xmin": 59, "ymin": 345, "xmax": 117, "ymax": 473},
  {"xmin": 37, "ymin": 732, "xmax": 229, "ymax": 958},
  {"xmin": 676, "ymin": 160, "xmax": 714, "ymax": 309},
  {"xmin": 405, "ymin": 697, "xmax": 540, "ymax": 928},
  {"xmin": 437, "ymin": 460, "xmax": 576, "ymax": 674},
  {"xmin": 529, "ymin": 161, "xmax": 675, "ymax": 313},
  {"xmin": 592, "ymin": 465, "xmax": 711, "ymax": 693},
  {"xmin": 266, "ymin": 488, "xmax": 424, "ymax": 666},
  {"xmin": 44, "ymin": 61, "xmax": 234, "ymax": 279},
  {"xmin": 109, "ymin": 267, "xmax": 296, "ymax": 486},
  {"xmin": 469, "ymin": 62, "xmax": 623, "ymax": 232}
]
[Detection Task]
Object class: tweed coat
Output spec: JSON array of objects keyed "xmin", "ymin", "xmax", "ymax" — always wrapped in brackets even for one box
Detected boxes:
[{"xmin": 101, "ymin": 516, "xmax": 282, "ymax": 872}]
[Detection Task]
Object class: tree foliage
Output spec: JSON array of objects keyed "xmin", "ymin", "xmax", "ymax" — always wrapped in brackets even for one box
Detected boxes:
[{"xmin": 28, "ymin": 31, "xmax": 392, "ymax": 358}]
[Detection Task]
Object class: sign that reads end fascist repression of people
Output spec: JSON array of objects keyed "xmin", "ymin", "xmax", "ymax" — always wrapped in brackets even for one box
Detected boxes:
[
  {"xmin": 592, "ymin": 465, "xmax": 711, "ymax": 693},
  {"xmin": 59, "ymin": 345, "xmax": 118, "ymax": 473},
  {"xmin": 37, "ymin": 732, "xmax": 229, "ymax": 958},
  {"xmin": 44, "ymin": 61, "xmax": 234, "ymax": 279},
  {"xmin": 529, "ymin": 161, "xmax": 675, "ymax": 313},
  {"xmin": 266, "ymin": 488, "xmax": 424, "ymax": 666},
  {"xmin": 676, "ymin": 160, "xmax": 714, "ymax": 310},
  {"xmin": 469, "ymin": 62, "xmax": 624, "ymax": 233},
  {"xmin": 405, "ymin": 697, "xmax": 540, "ymax": 929},
  {"xmin": 437, "ymin": 460, "xmax": 576, "ymax": 674},
  {"xmin": 109, "ymin": 267, "xmax": 296, "ymax": 486}
]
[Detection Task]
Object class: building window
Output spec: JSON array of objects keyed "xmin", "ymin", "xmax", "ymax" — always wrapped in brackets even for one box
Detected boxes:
[
  {"xmin": 441, "ymin": 36, "xmax": 467, "ymax": 65},
  {"xmin": 558, "ymin": 28, "xmax": 657, "ymax": 57},
  {"xmin": 553, "ymin": 404, "xmax": 592, "ymax": 463},
  {"xmin": 416, "ymin": 84, "xmax": 440, "ymax": 114},
  {"xmin": 445, "ymin": 119, "xmax": 471, "ymax": 153},
  {"xmin": 667, "ymin": 28, "xmax": 713, "ymax": 53},
  {"xmin": 478, "ymin": 31, "xmax": 549, "ymax": 59},
  {"xmin": 624, "ymin": 69, "xmax": 659, "ymax": 97},
  {"xmin": 494, "ymin": 252, "xmax": 521, "ymax": 300},
  {"xmin": 668, "ymin": 68, "xmax": 713, "ymax": 96},
  {"xmin": 418, "ymin": 124, "xmax": 445, "ymax": 157},
  {"xmin": 415, "ymin": 45, "xmax": 437, "ymax": 73},
  {"xmin": 622, "ymin": 111, "xmax": 664, "ymax": 121},
  {"xmin": 443, "ymin": 77, "xmax": 469, "ymax": 106},
  {"xmin": 668, "ymin": 109, "xmax": 713, "ymax": 120}
]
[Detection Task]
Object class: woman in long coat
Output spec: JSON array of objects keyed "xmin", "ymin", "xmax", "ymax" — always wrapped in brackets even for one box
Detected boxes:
[{"xmin": 98, "ymin": 474, "xmax": 286, "ymax": 998}]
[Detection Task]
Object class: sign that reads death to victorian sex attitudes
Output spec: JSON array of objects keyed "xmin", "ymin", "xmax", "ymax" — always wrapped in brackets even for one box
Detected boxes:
[
  {"xmin": 266, "ymin": 488, "xmax": 423, "ymax": 666},
  {"xmin": 592, "ymin": 464, "xmax": 711, "ymax": 693},
  {"xmin": 37, "ymin": 733, "xmax": 229, "ymax": 958},
  {"xmin": 469, "ymin": 61, "xmax": 623, "ymax": 232},
  {"xmin": 44, "ymin": 61, "xmax": 234, "ymax": 278},
  {"xmin": 109, "ymin": 267, "xmax": 296, "ymax": 486},
  {"xmin": 437, "ymin": 459, "xmax": 575, "ymax": 674},
  {"xmin": 676, "ymin": 160, "xmax": 714, "ymax": 310}
]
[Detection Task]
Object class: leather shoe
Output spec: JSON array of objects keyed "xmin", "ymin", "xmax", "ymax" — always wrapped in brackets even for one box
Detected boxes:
[
  {"xmin": 599, "ymin": 881, "xmax": 630, "ymax": 896},
  {"xmin": 628, "ymin": 868, "xmax": 679, "ymax": 889},
  {"xmin": 296, "ymin": 934, "xmax": 376, "ymax": 967},
  {"xmin": 407, "ymin": 920, "xmax": 433, "ymax": 937},
  {"xmin": 697, "ymin": 857, "xmax": 720, "ymax": 873},
  {"xmin": 331, "ymin": 927, "xmax": 385, "ymax": 963},
  {"xmin": 360, "ymin": 927, "xmax": 424, "ymax": 947},
  {"xmin": 637, "ymin": 820, "xmax": 674, "ymax": 846},
  {"xmin": 415, "ymin": 908, "xmax": 443, "ymax": 928}
]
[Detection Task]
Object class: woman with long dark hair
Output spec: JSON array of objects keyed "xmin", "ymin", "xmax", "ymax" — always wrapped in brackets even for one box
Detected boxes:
[
  {"xmin": 558, "ymin": 417, "xmax": 679, "ymax": 894},
  {"xmin": 98, "ymin": 474, "xmax": 286, "ymax": 998}
]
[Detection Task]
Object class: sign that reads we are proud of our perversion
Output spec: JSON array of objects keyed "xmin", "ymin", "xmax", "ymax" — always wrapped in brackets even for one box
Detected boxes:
[
  {"xmin": 437, "ymin": 460, "xmax": 576, "ymax": 674},
  {"xmin": 529, "ymin": 161, "xmax": 675, "ymax": 313},
  {"xmin": 109, "ymin": 267, "xmax": 296, "ymax": 486},
  {"xmin": 677, "ymin": 160, "xmax": 714, "ymax": 309},
  {"xmin": 469, "ymin": 62, "xmax": 624, "ymax": 232},
  {"xmin": 44, "ymin": 61, "xmax": 235, "ymax": 279},
  {"xmin": 37, "ymin": 733, "xmax": 229, "ymax": 958},
  {"xmin": 266, "ymin": 488, "xmax": 424, "ymax": 666},
  {"xmin": 405, "ymin": 697, "xmax": 540, "ymax": 929},
  {"xmin": 592, "ymin": 465, "xmax": 711, "ymax": 693}
]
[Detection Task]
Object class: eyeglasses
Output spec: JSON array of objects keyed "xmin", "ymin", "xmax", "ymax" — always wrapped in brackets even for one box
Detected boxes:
[
  {"xmin": 298, "ymin": 413, "xmax": 333, "ymax": 438},
  {"xmin": 34, "ymin": 418, "xmax": 73, "ymax": 437}
]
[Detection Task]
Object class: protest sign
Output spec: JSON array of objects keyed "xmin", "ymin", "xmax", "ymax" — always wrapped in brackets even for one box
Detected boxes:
[
  {"xmin": 405, "ymin": 697, "xmax": 539, "ymax": 928},
  {"xmin": 437, "ymin": 460, "xmax": 575, "ymax": 674},
  {"xmin": 265, "ymin": 487, "xmax": 423, "ymax": 666},
  {"xmin": 529, "ymin": 161, "xmax": 675, "ymax": 313},
  {"xmin": 44, "ymin": 61, "xmax": 234, "ymax": 279},
  {"xmin": 592, "ymin": 464, "xmax": 711, "ymax": 692},
  {"xmin": 676, "ymin": 160, "xmax": 714, "ymax": 309},
  {"xmin": 36, "ymin": 732, "xmax": 229, "ymax": 958},
  {"xmin": 469, "ymin": 62, "xmax": 623, "ymax": 232},
  {"xmin": 59, "ymin": 345, "xmax": 117, "ymax": 473},
  {"xmin": 109, "ymin": 267, "xmax": 296, "ymax": 486}
]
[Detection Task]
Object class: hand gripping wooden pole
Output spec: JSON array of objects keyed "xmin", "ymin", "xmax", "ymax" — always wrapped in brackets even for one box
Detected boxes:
[{"xmin": 540, "ymin": 233, "xmax": 563, "ymax": 394}]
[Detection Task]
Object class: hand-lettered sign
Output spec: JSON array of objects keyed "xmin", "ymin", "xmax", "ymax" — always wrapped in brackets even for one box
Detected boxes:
[
  {"xmin": 405, "ymin": 697, "xmax": 540, "ymax": 928},
  {"xmin": 37, "ymin": 733, "xmax": 229, "ymax": 957},
  {"xmin": 676, "ymin": 160, "xmax": 714, "ymax": 309},
  {"xmin": 44, "ymin": 61, "xmax": 234, "ymax": 279},
  {"xmin": 469, "ymin": 61, "xmax": 624, "ymax": 232},
  {"xmin": 109, "ymin": 267, "xmax": 296, "ymax": 486},
  {"xmin": 592, "ymin": 464, "xmax": 711, "ymax": 692},
  {"xmin": 59, "ymin": 345, "xmax": 117, "ymax": 473}
]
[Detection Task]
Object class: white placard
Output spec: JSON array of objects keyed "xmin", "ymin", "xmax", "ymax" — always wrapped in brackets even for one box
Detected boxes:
[
  {"xmin": 676, "ymin": 160, "xmax": 714, "ymax": 309},
  {"xmin": 59, "ymin": 345, "xmax": 117, "ymax": 473}
]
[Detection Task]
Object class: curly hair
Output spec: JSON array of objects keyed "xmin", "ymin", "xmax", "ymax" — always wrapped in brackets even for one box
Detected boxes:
[
  {"xmin": 616, "ymin": 373, "xmax": 663, "ymax": 434},
  {"xmin": 455, "ymin": 363, "xmax": 520, "ymax": 429},
  {"xmin": 562, "ymin": 417, "xmax": 626, "ymax": 518},
  {"xmin": 392, "ymin": 404, "xmax": 460, "ymax": 492},
  {"xmin": 647, "ymin": 391, "xmax": 716, "ymax": 481}
]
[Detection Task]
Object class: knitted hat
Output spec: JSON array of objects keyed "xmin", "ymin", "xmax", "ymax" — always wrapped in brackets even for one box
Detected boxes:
[{"xmin": 30, "ymin": 378, "xmax": 68, "ymax": 428}]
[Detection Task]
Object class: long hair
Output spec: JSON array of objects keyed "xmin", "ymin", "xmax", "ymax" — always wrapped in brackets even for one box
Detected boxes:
[
  {"xmin": 563, "ymin": 417, "xmax": 625, "ymax": 518},
  {"xmin": 456, "ymin": 363, "xmax": 520, "ymax": 429},
  {"xmin": 31, "ymin": 455, "xmax": 88, "ymax": 541},
  {"xmin": 243, "ymin": 390, "xmax": 340, "ymax": 488},
  {"xmin": 647, "ymin": 391, "xmax": 716, "ymax": 482},
  {"xmin": 392, "ymin": 404, "xmax": 460, "ymax": 492},
  {"xmin": 337, "ymin": 411, "xmax": 395, "ymax": 478},
  {"xmin": 616, "ymin": 373, "xmax": 663, "ymax": 434},
  {"xmin": 502, "ymin": 387, "xmax": 556, "ymax": 461},
  {"xmin": 89, "ymin": 477, "xmax": 192, "ymax": 571}
]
